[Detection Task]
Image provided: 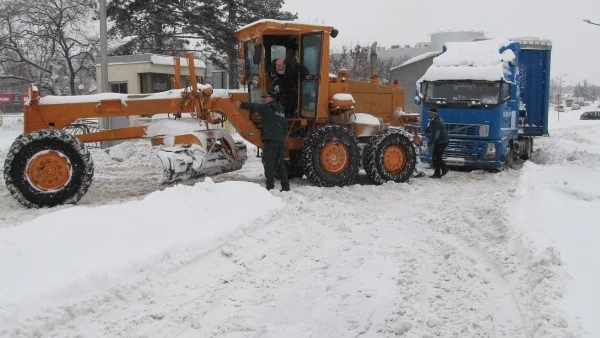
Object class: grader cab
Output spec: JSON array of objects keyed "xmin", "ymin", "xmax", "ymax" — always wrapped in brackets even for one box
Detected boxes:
[{"xmin": 3, "ymin": 20, "xmax": 418, "ymax": 209}]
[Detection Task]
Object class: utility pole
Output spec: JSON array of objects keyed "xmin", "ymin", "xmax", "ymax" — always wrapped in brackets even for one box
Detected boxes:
[
  {"xmin": 99, "ymin": 0, "xmax": 108, "ymax": 93},
  {"xmin": 552, "ymin": 74, "xmax": 567, "ymax": 104},
  {"xmin": 552, "ymin": 74, "xmax": 567, "ymax": 122}
]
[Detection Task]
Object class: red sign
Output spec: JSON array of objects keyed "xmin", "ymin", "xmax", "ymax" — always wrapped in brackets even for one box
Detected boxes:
[
  {"xmin": 0, "ymin": 93, "xmax": 30, "ymax": 105},
  {"xmin": 0, "ymin": 93, "xmax": 12, "ymax": 104}
]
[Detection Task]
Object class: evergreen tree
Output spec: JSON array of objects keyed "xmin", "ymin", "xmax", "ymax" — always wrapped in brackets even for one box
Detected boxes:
[
  {"xmin": 107, "ymin": 0, "xmax": 190, "ymax": 55},
  {"xmin": 108, "ymin": 0, "xmax": 296, "ymax": 88}
]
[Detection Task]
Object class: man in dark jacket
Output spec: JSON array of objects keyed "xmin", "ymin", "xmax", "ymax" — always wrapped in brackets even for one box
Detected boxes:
[
  {"xmin": 271, "ymin": 57, "xmax": 312, "ymax": 118},
  {"xmin": 425, "ymin": 108, "xmax": 450, "ymax": 178},
  {"xmin": 235, "ymin": 92, "xmax": 290, "ymax": 191}
]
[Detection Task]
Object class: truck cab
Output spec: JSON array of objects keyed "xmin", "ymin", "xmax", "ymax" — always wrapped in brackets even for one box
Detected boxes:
[{"xmin": 416, "ymin": 38, "xmax": 551, "ymax": 170}]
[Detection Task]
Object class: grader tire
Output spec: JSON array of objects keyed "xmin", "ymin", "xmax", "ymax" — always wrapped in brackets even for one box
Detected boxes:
[
  {"xmin": 3, "ymin": 129, "xmax": 94, "ymax": 208},
  {"xmin": 363, "ymin": 128, "xmax": 416, "ymax": 184},
  {"xmin": 302, "ymin": 125, "xmax": 360, "ymax": 187}
]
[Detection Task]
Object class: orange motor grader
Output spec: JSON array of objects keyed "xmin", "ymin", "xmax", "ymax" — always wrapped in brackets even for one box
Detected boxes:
[{"xmin": 3, "ymin": 20, "xmax": 418, "ymax": 208}]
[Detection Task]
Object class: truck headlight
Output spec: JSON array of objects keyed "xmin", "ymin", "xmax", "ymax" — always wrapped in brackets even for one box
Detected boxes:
[{"xmin": 486, "ymin": 143, "xmax": 496, "ymax": 158}]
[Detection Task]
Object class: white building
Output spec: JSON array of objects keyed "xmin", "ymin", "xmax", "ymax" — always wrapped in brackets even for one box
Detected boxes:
[{"xmin": 377, "ymin": 31, "xmax": 485, "ymax": 61}]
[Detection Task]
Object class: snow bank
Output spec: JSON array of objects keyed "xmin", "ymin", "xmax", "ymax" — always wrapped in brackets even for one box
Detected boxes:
[
  {"xmin": 0, "ymin": 179, "xmax": 283, "ymax": 309},
  {"xmin": 0, "ymin": 116, "xmax": 23, "ymax": 155},
  {"xmin": 513, "ymin": 122, "xmax": 600, "ymax": 337}
]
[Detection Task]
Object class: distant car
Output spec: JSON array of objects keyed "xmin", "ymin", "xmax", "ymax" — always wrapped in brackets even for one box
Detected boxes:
[
  {"xmin": 580, "ymin": 111, "xmax": 600, "ymax": 120},
  {"xmin": 572, "ymin": 103, "xmax": 580, "ymax": 110},
  {"xmin": 556, "ymin": 105, "xmax": 564, "ymax": 112}
]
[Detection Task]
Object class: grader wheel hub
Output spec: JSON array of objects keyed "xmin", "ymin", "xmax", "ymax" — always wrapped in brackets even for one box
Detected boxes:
[
  {"xmin": 383, "ymin": 145, "xmax": 406, "ymax": 173},
  {"xmin": 26, "ymin": 150, "xmax": 72, "ymax": 192},
  {"xmin": 320, "ymin": 141, "xmax": 349, "ymax": 174}
]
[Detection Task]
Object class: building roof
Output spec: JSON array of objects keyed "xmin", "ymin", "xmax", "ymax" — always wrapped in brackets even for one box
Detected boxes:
[
  {"xmin": 391, "ymin": 51, "xmax": 442, "ymax": 71},
  {"xmin": 95, "ymin": 54, "xmax": 206, "ymax": 68}
]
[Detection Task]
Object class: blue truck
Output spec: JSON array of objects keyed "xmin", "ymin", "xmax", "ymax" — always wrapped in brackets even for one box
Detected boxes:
[{"xmin": 415, "ymin": 38, "xmax": 552, "ymax": 170}]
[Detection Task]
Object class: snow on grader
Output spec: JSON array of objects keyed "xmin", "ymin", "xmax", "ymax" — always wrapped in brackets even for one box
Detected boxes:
[{"xmin": 3, "ymin": 20, "xmax": 419, "ymax": 208}]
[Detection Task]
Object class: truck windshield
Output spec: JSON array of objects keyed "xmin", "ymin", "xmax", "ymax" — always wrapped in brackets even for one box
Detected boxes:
[{"xmin": 424, "ymin": 81, "xmax": 501, "ymax": 107}]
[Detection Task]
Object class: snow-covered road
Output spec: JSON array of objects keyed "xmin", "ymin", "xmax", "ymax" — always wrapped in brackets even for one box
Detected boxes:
[{"xmin": 1, "ymin": 106, "xmax": 597, "ymax": 337}]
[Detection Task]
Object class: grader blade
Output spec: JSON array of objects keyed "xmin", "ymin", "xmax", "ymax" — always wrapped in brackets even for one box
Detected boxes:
[
  {"xmin": 156, "ymin": 145, "xmax": 207, "ymax": 183},
  {"xmin": 154, "ymin": 134, "xmax": 248, "ymax": 185}
]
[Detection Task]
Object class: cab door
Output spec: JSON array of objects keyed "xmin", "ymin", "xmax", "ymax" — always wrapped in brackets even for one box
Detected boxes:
[{"xmin": 299, "ymin": 32, "xmax": 323, "ymax": 118}]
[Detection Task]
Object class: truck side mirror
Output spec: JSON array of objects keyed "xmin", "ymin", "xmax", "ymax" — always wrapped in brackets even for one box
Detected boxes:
[
  {"xmin": 253, "ymin": 43, "xmax": 263, "ymax": 65},
  {"xmin": 414, "ymin": 88, "xmax": 422, "ymax": 105}
]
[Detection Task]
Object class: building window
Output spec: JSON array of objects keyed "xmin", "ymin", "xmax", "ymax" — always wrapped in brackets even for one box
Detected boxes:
[
  {"xmin": 110, "ymin": 82, "xmax": 128, "ymax": 94},
  {"xmin": 152, "ymin": 74, "xmax": 171, "ymax": 92}
]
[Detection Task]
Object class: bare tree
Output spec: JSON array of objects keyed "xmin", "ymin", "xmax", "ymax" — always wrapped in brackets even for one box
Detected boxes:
[
  {"xmin": 330, "ymin": 43, "xmax": 407, "ymax": 83},
  {"xmin": 0, "ymin": 0, "xmax": 99, "ymax": 95},
  {"xmin": 330, "ymin": 44, "xmax": 369, "ymax": 80},
  {"xmin": 378, "ymin": 56, "xmax": 408, "ymax": 84}
]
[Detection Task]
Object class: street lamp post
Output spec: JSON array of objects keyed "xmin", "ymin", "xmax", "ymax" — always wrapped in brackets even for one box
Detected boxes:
[{"xmin": 583, "ymin": 19, "xmax": 600, "ymax": 27}]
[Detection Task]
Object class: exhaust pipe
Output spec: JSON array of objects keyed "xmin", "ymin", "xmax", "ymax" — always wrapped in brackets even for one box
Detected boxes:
[{"xmin": 370, "ymin": 41, "xmax": 378, "ymax": 83}]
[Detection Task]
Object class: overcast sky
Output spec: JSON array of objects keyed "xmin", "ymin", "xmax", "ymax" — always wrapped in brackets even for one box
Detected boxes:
[{"xmin": 282, "ymin": 0, "xmax": 600, "ymax": 86}]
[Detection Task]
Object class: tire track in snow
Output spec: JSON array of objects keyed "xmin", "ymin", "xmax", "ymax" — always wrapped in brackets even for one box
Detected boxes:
[{"xmin": 410, "ymin": 169, "xmax": 533, "ymax": 337}]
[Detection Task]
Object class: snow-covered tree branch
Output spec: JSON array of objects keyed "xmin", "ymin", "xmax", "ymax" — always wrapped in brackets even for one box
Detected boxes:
[{"xmin": 0, "ymin": 0, "xmax": 99, "ymax": 95}]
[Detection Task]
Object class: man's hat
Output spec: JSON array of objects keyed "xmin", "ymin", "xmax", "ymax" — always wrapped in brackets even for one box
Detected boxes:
[{"xmin": 429, "ymin": 107, "xmax": 438, "ymax": 113}]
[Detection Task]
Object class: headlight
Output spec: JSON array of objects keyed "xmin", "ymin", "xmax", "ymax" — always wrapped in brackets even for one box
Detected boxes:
[{"xmin": 486, "ymin": 143, "xmax": 496, "ymax": 158}]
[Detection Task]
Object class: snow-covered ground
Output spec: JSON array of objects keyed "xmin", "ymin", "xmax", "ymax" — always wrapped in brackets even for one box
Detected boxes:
[{"xmin": 0, "ymin": 106, "xmax": 598, "ymax": 337}]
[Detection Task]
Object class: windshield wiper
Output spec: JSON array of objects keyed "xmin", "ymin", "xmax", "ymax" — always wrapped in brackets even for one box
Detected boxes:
[{"xmin": 452, "ymin": 99, "xmax": 483, "ymax": 107}]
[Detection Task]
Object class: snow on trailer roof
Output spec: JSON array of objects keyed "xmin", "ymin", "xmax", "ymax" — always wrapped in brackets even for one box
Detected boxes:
[{"xmin": 417, "ymin": 38, "xmax": 517, "ymax": 89}]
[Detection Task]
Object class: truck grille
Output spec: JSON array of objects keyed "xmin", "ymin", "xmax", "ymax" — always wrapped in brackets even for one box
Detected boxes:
[
  {"xmin": 446, "ymin": 123, "xmax": 477, "ymax": 136},
  {"xmin": 445, "ymin": 140, "xmax": 476, "ymax": 157}
]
